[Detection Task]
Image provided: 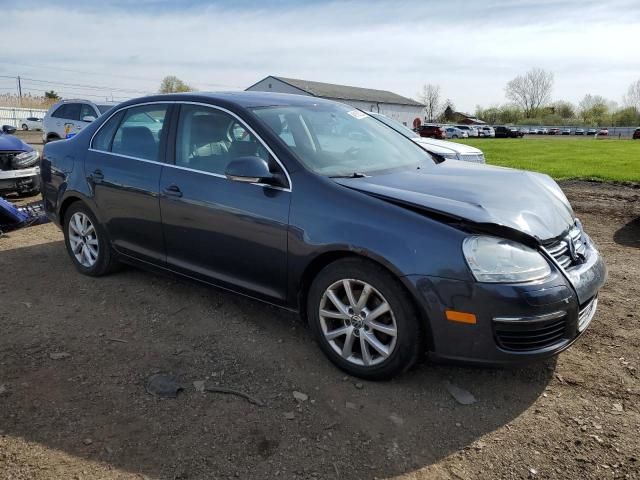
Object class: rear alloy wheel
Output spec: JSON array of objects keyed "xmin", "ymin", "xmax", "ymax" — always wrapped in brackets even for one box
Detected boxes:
[
  {"xmin": 22, "ymin": 124, "xmax": 28, "ymax": 131},
  {"xmin": 308, "ymin": 258, "xmax": 423, "ymax": 379},
  {"xmin": 63, "ymin": 202, "xmax": 118, "ymax": 276},
  {"xmin": 68, "ymin": 212, "xmax": 99, "ymax": 268}
]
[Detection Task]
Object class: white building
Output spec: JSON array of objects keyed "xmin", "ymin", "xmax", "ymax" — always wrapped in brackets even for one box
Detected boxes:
[{"xmin": 246, "ymin": 76, "xmax": 424, "ymax": 126}]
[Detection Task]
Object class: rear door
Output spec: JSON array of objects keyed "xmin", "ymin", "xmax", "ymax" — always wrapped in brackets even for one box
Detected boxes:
[
  {"xmin": 85, "ymin": 103, "xmax": 172, "ymax": 264},
  {"xmin": 159, "ymin": 103, "xmax": 291, "ymax": 302}
]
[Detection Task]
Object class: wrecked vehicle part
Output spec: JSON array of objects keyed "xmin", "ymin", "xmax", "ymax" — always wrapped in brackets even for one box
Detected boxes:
[
  {"xmin": 0, "ymin": 197, "xmax": 49, "ymax": 235},
  {"xmin": 0, "ymin": 131, "xmax": 41, "ymax": 195}
]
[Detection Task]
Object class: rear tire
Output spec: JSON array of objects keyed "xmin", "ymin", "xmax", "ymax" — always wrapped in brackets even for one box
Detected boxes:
[
  {"xmin": 307, "ymin": 258, "xmax": 423, "ymax": 380},
  {"xmin": 22, "ymin": 124, "xmax": 28, "ymax": 131},
  {"xmin": 63, "ymin": 202, "xmax": 119, "ymax": 276}
]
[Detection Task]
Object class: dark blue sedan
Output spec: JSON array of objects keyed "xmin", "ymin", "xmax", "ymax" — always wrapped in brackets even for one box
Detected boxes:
[{"xmin": 41, "ymin": 92, "xmax": 606, "ymax": 379}]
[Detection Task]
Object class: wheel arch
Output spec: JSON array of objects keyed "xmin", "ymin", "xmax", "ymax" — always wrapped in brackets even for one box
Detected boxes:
[
  {"xmin": 59, "ymin": 194, "xmax": 101, "ymax": 226},
  {"xmin": 296, "ymin": 250, "xmax": 433, "ymax": 350}
]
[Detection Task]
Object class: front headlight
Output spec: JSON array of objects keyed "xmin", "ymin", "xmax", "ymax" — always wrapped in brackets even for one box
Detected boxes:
[
  {"xmin": 12, "ymin": 150, "xmax": 39, "ymax": 169},
  {"xmin": 463, "ymin": 236, "xmax": 551, "ymax": 283},
  {"xmin": 438, "ymin": 152, "xmax": 459, "ymax": 160}
]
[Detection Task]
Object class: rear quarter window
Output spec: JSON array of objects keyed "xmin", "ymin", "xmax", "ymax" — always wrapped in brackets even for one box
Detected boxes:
[{"xmin": 92, "ymin": 111, "xmax": 125, "ymax": 152}]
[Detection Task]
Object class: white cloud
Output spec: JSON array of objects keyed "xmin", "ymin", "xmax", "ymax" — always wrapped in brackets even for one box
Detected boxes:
[{"xmin": 1, "ymin": 0, "xmax": 638, "ymax": 110}]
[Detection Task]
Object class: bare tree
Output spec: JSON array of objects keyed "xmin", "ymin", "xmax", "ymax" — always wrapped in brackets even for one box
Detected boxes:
[
  {"xmin": 159, "ymin": 75, "xmax": 195, "ymax": 93},
  {"xmin": 417, "ymin": 84, "xmax": 441, "ymax": 122},
  {"xmin": 505, "ymin": 68, "xmax": 554, "ymax": 118},
  {"xmin": 622, "ymin": 79, "xmax": 640, "ymax": 111}
]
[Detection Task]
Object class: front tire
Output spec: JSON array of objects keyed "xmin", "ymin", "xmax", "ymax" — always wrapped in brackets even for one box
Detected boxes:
[
  {"xmin": 307, "ymin": 258, "xmax": 423, "ymax": 380},
  {"xmin": 63, "ymin": 202, "xmax": 118, "ymax": 276}
]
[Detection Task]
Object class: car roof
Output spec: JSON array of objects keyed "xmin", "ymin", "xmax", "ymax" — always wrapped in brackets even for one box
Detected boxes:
[{"xmin": 118, "ymin": 91, "xmax": 342, "ymax": 109}]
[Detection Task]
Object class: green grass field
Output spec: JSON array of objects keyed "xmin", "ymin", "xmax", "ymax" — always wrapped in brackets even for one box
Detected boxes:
[{"xmin": 454, "ymin": 138, "xmax": 640, "ymax": 182}]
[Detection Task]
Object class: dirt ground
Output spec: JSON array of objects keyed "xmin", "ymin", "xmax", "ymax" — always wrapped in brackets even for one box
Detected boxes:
[{"xmin": 0, "ymin": 177, "xmax": 638, "ymax": 479}]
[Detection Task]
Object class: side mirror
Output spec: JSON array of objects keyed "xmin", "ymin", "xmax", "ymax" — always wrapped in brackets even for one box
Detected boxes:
[
  {"xmin": 2, "ymin": 125, "xmax": 16, "ymax": 134},
  {"xmin": 225, "ymin": 156, "xmax": 281, "ymax": 186},
  {"xmin": 82, "ymin": 115, "xmax": 97, "ymax": 123}
]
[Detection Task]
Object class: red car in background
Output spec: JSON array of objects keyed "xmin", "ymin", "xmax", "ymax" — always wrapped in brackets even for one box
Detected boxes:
[
  {"xmin": 633, "ymin": 128, "xmax": 640, "ymax": 140},
  {"xmin": 415, "ymin": 124, "xmax": 446, "ymax": 139},
  {"xmin": 597, "ymin": 128, "xmax": 609, "ymax": 136}
]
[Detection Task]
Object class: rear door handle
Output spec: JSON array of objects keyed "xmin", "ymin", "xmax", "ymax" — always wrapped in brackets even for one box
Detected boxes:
[
  {"xmin": 163, "ymin": 185, "xmax": 183, "ymax": 198},
  {"xmin": 89, "ymin": 169, "xmax": 104, "ymax": 184}
]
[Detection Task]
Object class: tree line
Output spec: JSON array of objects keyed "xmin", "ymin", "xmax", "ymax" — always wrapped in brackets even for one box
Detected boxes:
[{"xmin": 419, "ymin": 69, "xmax": 640, "ymax": 127}]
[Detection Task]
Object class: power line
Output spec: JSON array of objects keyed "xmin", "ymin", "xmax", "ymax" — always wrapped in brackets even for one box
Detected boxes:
[{"xmin": 0, "ymin": 61, "xmax": 245, "ymax": 90}]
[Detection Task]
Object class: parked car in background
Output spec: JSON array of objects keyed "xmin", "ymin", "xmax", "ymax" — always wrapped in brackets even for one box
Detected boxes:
[
  {"xmin": 633, "ymin": 128, "xmax": 640, "ymax": 139},
  {"xmin": 597, "ymin": 128, "xmax": 609, "ymax": 136},
  {"xmin": 43, "ymin": 99, "xmax": 118, "ymax": 143},
  {"xmin": 587, "ymin": 129, "xmax": 597, "ymax": 136},
  {"xmin": 548, "ymin": 128, "xmax": 560, "ymax": 135},
  {"xmin": 528, "ymin": 128, "xmax": 538, "ymax": 135},
  {"xmin": 21, "ymin": 117, "xmax": 43, "ymax": 131},
  {"xmin": 455, "ymin": 125, "xmax": 478, "ymax": 137},
  {"xmin": 370, "ymin": 113, "xmax": 486, "ymax": 164},
  {"xmin": 538, "ymin": 128, "xmax": 548, "ymax": 135},
  {"xmin": 444, "ymin": 126, "xmax": 468, "ymax": 139},
  {"xmin": 494, "ymin": 126, "xmax": 524, "ymax": 138},
  {"xmin": 562, "ymin": 128, "xmax": 571, "ymax": 135},
  {"xmin": 575, "ymin": 128, "xmax": 585, "ymax": 135},
  {"xmin": 0, "ymin": 125, "xmax": 40, "ymax": 195},
  {"xmin": 415, "ymin": 124, "xmax": 446, "ymax": 139},
  {"xmin": 40, "ymin": 91, "xmax": 606, "ymax": 379},
  {"xmin": 478, "ymin": 126, "xmax": 495, "ymax": 137}
]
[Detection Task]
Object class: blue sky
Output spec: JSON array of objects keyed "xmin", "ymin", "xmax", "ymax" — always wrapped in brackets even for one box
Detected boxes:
[{"xmin": 1, "ymin": 0, "xmax": 638, "ymax": 111}]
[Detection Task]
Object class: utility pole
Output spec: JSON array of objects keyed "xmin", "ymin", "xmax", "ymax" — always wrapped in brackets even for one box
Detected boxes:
[{"xmin": 17, "ymin": 76, "xmax": 22, "ymax": 107}]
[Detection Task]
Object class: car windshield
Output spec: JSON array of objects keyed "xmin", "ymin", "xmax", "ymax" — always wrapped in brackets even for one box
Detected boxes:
[
  {"xmin": 369, "ymin": 113, "xmax": 419, "ymax": 139},
  {"xmin": 251, "ymin": 104, "xmax": 433, "ymax": 177}
]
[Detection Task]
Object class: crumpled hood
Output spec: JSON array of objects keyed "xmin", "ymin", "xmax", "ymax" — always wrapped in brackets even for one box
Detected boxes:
[
  {"xmin": 0, "ymin": 133, "xmax": 32, "ymax": 152},
  {"xmin": 334, "ymin": 161, "xmax": 575, "ymax": 242}
]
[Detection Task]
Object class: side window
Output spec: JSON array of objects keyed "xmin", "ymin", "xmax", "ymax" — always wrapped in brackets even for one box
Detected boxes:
[
  {"xmin": 80, "ymin": 104, "xmax": 98, "ymax": 121},
  {"xmin": 91, "ymin": 111, "xmax": 125, "ymax": 152},
  {"xmin": 64, "ymin": 103, "xmax": 81, "ymax": 121},
  {"xmin": 175, "ymin": 105, "xmax": 269, "ymax": 175},
  {"xmin": 51, "ymin": 104, "xmax": 69, "ymax": 119},
  {"xmin": 111, "ymin": 104, "xmax": 168, "ymax": 161}
]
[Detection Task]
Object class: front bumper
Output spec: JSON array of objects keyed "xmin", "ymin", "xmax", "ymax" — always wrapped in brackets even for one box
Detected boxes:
[
  {"xmin": 406, "ymin": 244, "xmax": 606, "ymax": 366},
  {"xmin": 0, "ymin": 166, "xmax": 40, "ymax": 193}
]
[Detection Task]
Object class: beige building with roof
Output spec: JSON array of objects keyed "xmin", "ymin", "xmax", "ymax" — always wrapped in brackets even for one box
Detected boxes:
[{"xmin": 246, "ymin": 76, "xmax": 425, "ymax": 127}]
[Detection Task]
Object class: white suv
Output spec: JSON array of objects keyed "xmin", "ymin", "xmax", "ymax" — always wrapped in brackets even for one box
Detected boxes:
[
  {"xmin": 43, "ymin": 99, "xmax": 118, "ymax": 143},
  {"xmin": 455, "ymin": 125, "xmax": 479, "ymax": 137}
]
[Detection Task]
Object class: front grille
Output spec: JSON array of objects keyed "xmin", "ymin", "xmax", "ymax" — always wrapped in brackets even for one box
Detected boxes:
[
  {"xmin": 494, "ymin": 313, "xmax": 568, "ymax": 352},
  {"xmin": 578, "ymin": 296, "xmax": 597, "ymax": 332},
  {"xmin": 460, "ymin": 153, "xmax": 485, "ymax": 164},
  {"xmin": 0, "ymin": 152, "xmax": 20, "ymax": 171},
  {"xmin": 545, "ymin": 225, "xmax": 587, "ymax": 270}
]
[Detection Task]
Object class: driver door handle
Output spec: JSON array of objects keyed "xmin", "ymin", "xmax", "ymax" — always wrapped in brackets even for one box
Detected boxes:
[{"xmin": 163, "ymin": 185, "xmax": 183, "ymax": 198}]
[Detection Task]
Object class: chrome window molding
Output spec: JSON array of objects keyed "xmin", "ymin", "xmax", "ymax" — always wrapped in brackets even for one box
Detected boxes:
[{"xmin": 88, "ymin": 100, "xmax": 292, "ymax": 192}]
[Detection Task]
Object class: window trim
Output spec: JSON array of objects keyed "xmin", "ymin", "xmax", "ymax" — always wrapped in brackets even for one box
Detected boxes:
[{"xmin": 89, "ymin": 101, "xmax": 292, "ymax": 192}]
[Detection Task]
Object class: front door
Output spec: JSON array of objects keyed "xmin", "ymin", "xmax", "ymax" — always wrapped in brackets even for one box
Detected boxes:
[
  {"xmin": 84, "ymin": 103, "xmax": 171, "ymax": 264},
  {"xmin": 159, "ymin": 104, "xmax": 291, "ymax": 302}
]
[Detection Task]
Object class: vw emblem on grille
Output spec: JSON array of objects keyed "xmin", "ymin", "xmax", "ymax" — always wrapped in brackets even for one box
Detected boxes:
[{"xmin": 566, "ymin": 233, "xmax": 585, "ymax": 262}]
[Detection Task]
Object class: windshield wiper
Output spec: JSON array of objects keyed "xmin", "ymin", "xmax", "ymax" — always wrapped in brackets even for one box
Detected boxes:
[{"xmin": 329, "ymin": 172, "xmax": 368, "ymax": 179}]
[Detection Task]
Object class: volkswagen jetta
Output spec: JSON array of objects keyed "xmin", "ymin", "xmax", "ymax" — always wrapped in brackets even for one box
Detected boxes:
[{"xmin": 41, "ymin": 92, "xmax": 606, "ymax": 379}]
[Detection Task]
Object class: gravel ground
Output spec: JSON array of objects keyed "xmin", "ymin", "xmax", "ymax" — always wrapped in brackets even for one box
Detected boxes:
[{"xmin": 0, "ymin": 178, "xmax": 638, "ymax": 480}]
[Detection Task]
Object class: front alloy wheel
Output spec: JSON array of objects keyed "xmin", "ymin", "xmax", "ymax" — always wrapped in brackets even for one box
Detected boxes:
[
  {"xmin": 319, "ymin": 279, "xmax": 397, "ymax": 367},
  {"xmin": 308, "ymin": 258, "xmax": 423, "ymax": 380}
]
